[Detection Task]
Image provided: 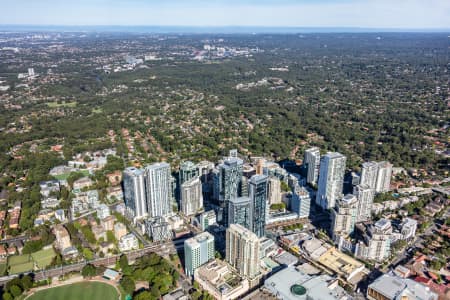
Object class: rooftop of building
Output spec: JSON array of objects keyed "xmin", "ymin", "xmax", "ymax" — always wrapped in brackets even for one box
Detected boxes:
[
  {"xmin": 341, "ymin": 194, "xmax": 357, "ymax": 205},
  {"xmin": 402, "ymin": 217, "xmax": 418, "ymax": 226},
  {"xmin": 305, "ymin": 146, "xmax": 320, "ymax": 152},
  {"xmin": 195, "ymin": 259, "xmax": 248, "ymax": 296},
  {"xmin": 185, "ymin": 231, "xmax": 214, "ymax": 248},
  {"xmin": 362, "ymin": 161, "xmax": 378, "ymax": 168},
  {"xmin": 317, "ymin": 248, "xmax": 367, "ymax": 282},
  {"xmin": 374, "ymin": 218, "xmax": 391, "ymax": 230},
  {"xmin": 368, "ymin": 273, "xmax": 438, "ymax": 300},
  {"xmin": 324, "ymin": 152, "xmax": 346, "ymax": 159},
  {"xmin": 229, "ymin": 196, "xmax": 250, "ymax": 205},
  {"xmin": 228, "ymin": 223, "xmax": 259, "ymax": 241},
  {"xmin": 264, "ymin": 266, "xmax": 351, "ymax": 300},
  {"xmin": 124, "ymin": 166, "xmax": 144, "ymax": 175},
  {"xmin": 222, "ymin": 156, "xmax": 244, "ymax": 167},
  {"xmin": 250, "ymin": 174, "xmax": 268, "ymax": 183},
  {"xmin": 145, "ymin": 162, "xmax": 170, "ymax": 170}
]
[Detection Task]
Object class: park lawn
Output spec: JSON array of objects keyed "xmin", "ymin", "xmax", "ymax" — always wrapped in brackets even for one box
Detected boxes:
[
  {"xmin": 46, "ymin": 101, "xmax": 77, "ymax": 108},
  {"xmin": 31, "ymin": 248, "xmax": 56, "ymax": 269},
  {"xmin": 8, "ymin": 254, "xmax": 34, "ymax": 274},
  {"xmin": 9, "ymin": 261, "xmax": 34, "ymax": 274},
  {"xmin": 92, "ymin": 107, "xmax": 103, "ymax": 113},
  {"xmin": 28, "ymin": 282, "xmax": 119, "ymax": 300},
  {"xmin": 8, "ymin": 254, "xmax": 31, "ymax": 265},
  {"xmin": 0, "ymin": 262, "xmax": 7, "ymax": 275},
  {"xmin": 53, "ymin": 169, "xmax": 90, "ymax": 181}
]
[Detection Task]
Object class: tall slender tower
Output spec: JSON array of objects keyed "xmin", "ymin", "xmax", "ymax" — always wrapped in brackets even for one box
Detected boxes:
[
  {"xmin": 303, "ymin": 147, "xmax": 321, "ymax": 186},
  {"xmin": 267, "ymin": 177, "xmax": 281, "ymax": 205},
  {"xmin": 375, "ymin": 162, "xmax": 392, "ymax": 193},
  {"xmin": 331, "ymin": 194, "xmax": 358, "ymax": 238},
  {"xmin": 360, "ymin": 161, "xmax": 379, "ymax": 190},
  {"xmin": 226, "ymin": 224, "xmax": 260, "ymax": 279},
  {"xmin": 316, "ymin": 152, "xmax": 346, "ymax": 209},
  {"xmin": 354, "ymin": 184, "xmax": 375, "ymax": 222},
  {"xmin": 228, "ymin": 197, "xmax": 251, "ymax": 229},
  {"xmin": 145, "ymin": 162, "xmax": 171, "ymax": 218},
  {"xmin": 123, "ymin": 167, "xmax": 147, "ymax": 218},
  {"xmin": 218, "ymin": 157, "xmax": 243, "ymax": 224},
  {"xmin": 180, "ymin": 177, "xmax": 203, "ymax": 216},
  {"xmin": 179, "ymin": 161, "xmax": 199, "ymax": 185},
  {"xmin": 249, "ymin": 174, "xmax": 268, "ymax": 237}
]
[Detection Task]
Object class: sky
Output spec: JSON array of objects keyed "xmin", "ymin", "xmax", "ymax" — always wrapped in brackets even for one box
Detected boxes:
[{"xmin": 1, "ymin": 0, "xmax": 450, "ymax": 29}]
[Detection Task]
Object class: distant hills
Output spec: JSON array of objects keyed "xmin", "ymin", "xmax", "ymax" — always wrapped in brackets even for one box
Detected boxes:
[{"xmin": 0, "ymin": 25, "xmax": 449, "ymax": 33}]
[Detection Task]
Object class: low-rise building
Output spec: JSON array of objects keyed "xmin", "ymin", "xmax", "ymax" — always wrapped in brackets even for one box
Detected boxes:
[
  {"xmin": 92, "ymin": 224, "xmax": 106, "ymax": 241},
  {"xmin": 39, "ymin": 180, "xmax": 60, "ymax": 197},
  {"xmin": 101, "ymin": 215, "xmax": 115, "ymax": 231},
  {"xmin": 106, "ymin": 186, "xmax": 124, "ymax": 201},
  {"xmin": 54, "ymin": 224, "xmax": 71, "ymax": 251},
  {"xmin": 367, "ymin": 273, "xmax": 438, "ymax": 300},
  {"xmin": 118, "ymin": 233, "xmax": 139, "ymax": 252},
  {"xmin": 96, "ymin": 204, "xmax": 111, "ymax": 220},
  {"xmin": 198, "ymin": 210, "xmax": 217, "ymax": 231},
  {"xmin": 73, "ymin": 177, "xmax": 94, "ymax": 190},
  {"xmin": 41, "ymin": 196, "xmax": 60, "ymax": 209},
  {"xmin": 145, "ymin": 217, "xmax": 172, "ymax": 242},
  {"xmin": 194, "ymin": 259, "xmax": 249, "ymax": 300},
  {"xmin": 114, "ymin": 222, "xmax": 127, "ymax": 240},
  {"xmin": 400, "ymin": 218, "xmax": 417, "ymax": 240},
  {"xmin": 106, "ymin": 171, "xmax": 122, "ymax": 186}
]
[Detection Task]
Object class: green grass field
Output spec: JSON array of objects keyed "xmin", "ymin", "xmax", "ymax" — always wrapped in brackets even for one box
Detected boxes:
[
  {"xmin": 8, "ymin": 254, "xmax": 30, "ymax": 265},
  {"xmin": 46, "ymin": 101, "xmax": 77, "ymax": 108},
  {"xmin": 8, "ymin": 254, "xmax": 34, "ymax": 274},
  {"xmin": 31, "ymin": 248, "xmax": 56, "ymax": 269},
  {"xmin": 53, "ymin": 169, "xmax": 90, "ymax": 180},
  {"xmin": 0, "ymin": 262, "xmax": 7, "ymax": 275},
  {"xmin": 28, "ymin": 282, "xmax": 119, "ymax": 300}
]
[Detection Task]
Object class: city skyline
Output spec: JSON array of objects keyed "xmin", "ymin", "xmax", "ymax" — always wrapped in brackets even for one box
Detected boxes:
[{"xmin": 1, "ymin": 0, "xmax": 450, "ymax": 29}]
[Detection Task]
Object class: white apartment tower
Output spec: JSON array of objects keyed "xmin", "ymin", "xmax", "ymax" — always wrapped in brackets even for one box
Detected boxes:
[
  {"xmin": 267, "ymin": 177, "xmax": 281, "ymax": 205},
  {"xmin": 181, "ymin": 177, "xmax": 203, "ymax": 216},
  {"xmin": 226, "ymin": 224, "xmax": 260, "ymax": 279},
  {"xmin": 361, "ymin": 161, "xmax": 392, "ymax": 193},
  {"xmin": 331, "ymin": 194, "xmax": 358, "ymax": 238},
  {"xmin": 356, "ymin": 219, "xmax": 392, "ymax": 262},
  {"xmin": 145, "ymin": 162, "xmax": 171, "ymax": 218},
  {"xmin": 304, "ymin": 147, "xmax": 321, "ymax": 186},
  {"xmin": 316, "ymin": 152, "xmax": 346, "ymax": 209},
  {"xmin": 360, "ymin": 161, "xmax": 379, "ymax": 190},
  {"xmin": 354, "ymin": 184, "xmax": 375, "ymax": 222},
  {"xmin": 375, "ymin": 161, "xmax": 392, "ymax": 193},
  {"xmin": 184, "ymin": 232, "xmax": 215, "ymax": 277}
]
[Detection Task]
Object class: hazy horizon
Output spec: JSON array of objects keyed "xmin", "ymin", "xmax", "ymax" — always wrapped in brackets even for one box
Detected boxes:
[
  {"xmin": 1, "ymin": 25, "xmax": 449, "ymax": 34},
  {"xmin": 2, "ymin": 0, "xmax": 450, "ymax": 29}
]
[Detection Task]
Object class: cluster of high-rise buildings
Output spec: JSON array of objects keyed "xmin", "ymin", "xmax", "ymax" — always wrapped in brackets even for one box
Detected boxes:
[
  {"xmin": 302, "ymin": 147, "xmax": 404, "ymax": 262},
  {"xmin": 123, "ymin": 146, "xmax": 400, "ymax": 287}
]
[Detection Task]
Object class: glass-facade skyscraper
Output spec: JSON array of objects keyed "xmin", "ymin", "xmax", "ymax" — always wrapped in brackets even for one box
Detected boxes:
[
  {"xmin": 249, "ymin": 174, "xmax": 268, "ymax": 237},
  {"xmin": 228, "ymin": 196, "xmax": 251, "ymax": 229},
  {"xmin": 218, "ymin": 157, "xmax": 243, "ymax": 224},
  {"xmin": 123, "ymin": 167, "xmax": 146, "ymax": 218}
]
